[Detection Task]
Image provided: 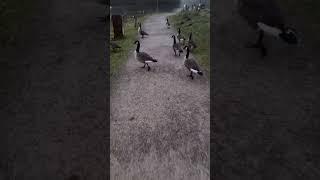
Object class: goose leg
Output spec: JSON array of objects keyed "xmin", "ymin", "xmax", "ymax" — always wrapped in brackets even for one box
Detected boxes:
[
  {"xmin": 246, "ymin": 30, "xmax": 267, "ymax": 57},
  {"xmin": 260, "ymin": 43, "xmax": 267, "ymax": 57},
  {"xmin": 246, "ymin": 30, "xmax": 264, "ymax": 48},
  {"xmin": 141, "ymin": 63, "xmax": 146, "ymax": 68},
  {"xmin": 257, "ymin": 31, "xmax": 267, "ymax": 57},
  {"xmin": 173, "ymin": 49, "xmax": 176, "ymax": 56},
  {"xmin": 187, "ymin": 71, "xmax": 194, "ymax": 79},
  {"xmin": 146, "ymin": 64, "xmax": 150, "ymax": 71}
]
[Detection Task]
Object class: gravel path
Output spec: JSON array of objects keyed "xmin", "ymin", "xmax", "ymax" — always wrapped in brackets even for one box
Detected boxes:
[
  {"xmin": 213, "ymin": 0, "xmax": 320, "ymax": 179},
  {"xmin": 110, "ymin": 13, "xmax": 210, "ymax": 180}
]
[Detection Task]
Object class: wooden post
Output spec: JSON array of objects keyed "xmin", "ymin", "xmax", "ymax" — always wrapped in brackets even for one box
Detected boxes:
[{"xmin": 112, "ymin": 15, "xmax": 124, "ymax": 40}]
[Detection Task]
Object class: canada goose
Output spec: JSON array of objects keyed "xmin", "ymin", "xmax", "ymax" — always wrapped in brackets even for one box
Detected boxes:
[
  {"xmin": 138, "ymin": 23, "xmax": 149, "ymax": 38},
  {"xmin": 187, "ymin": 32, "xmax": 197, "ymax": 50},
  {"xmin": 172, "ymin": 35, "xmax": 184, "ymax": 56},
  {"xmin": 110, "ymin": 41, "xmax": 121, "ymax": 51},
  {"xmin": 134, "ymin": 40, "xmax": 157, "ymax": 71},
  {"xmin": 236, "ymin": 0, "xmax": 298, "ymax": 57},
  {"xmin": 166, "ymin": 18, "xmax": 170, "ymax": 29},
  {"xmin": 184, "ymin": 46, "xmax": 203, "ymax": 79},
  {"xmin": 177, "ymin": 28, "xmax": 186, "ymax": 44}
]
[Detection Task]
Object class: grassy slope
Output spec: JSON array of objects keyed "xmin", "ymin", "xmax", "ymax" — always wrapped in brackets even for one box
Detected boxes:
[
  {"xmin": 169, "ymin": 10, "xmax": 210, "ymax": 72},
  {"xmin": 0, "ymin": 0, "xmax": 34, "ymax": 46},
  {"xmin": 110, "ymin": 15, "xmax": 147, "ymax": 77}
]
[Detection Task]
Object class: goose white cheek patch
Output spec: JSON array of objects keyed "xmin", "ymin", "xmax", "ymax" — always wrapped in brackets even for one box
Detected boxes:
[{"xmin": 257, "ymin": 22, "xmax": 281, "ymax": 36}]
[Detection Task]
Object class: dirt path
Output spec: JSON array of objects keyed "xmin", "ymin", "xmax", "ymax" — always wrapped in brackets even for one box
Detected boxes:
[
  {"xmin": 213, "ymin": 0, "xmax": 320, "ymax": 179},
  {"xmin": 1, "ymin": 0, "xmax": 108, "ymax": 179},
  {"xmin": 110, "ymin": 13, "xmax": 210, "ymax": 179}
]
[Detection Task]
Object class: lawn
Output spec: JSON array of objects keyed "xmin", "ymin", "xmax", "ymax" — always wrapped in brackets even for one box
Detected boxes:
[
  {"xmin": 169, "ymin": 9, "xmax": 210, "ymax": 72},
  {"xmin": 110, "ymin": 15, "xmax": 147, "ymax": 78}
]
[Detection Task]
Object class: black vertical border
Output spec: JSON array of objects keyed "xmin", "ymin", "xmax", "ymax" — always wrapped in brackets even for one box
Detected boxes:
[
  {"xmin": 106, "ymin": 0, "xmax": 111, "ymax": 179},
  {"xmin": 210, "ymin": 0, "xmax": 214, "ymax": 180}
]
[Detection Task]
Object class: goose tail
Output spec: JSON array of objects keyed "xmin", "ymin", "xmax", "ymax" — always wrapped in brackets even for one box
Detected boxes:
[
  {"xmin": 191, "ymin": 69, "xmax": 203, "ymax": 75},
  {"xmin": 152, "ymin": 59, "xmax": 158, "ymax": 62}
]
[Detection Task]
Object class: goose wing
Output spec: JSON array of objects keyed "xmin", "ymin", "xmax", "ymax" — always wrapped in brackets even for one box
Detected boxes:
[
  {"xmin": 185, "ymin": 58, "xmax": 200, "ymax": 71},
  {"xmin": 138, "ymin": 52, "xmax": 156, "ymax": 61},
  {"xmin": 141, "ymin": 31, "xmax": 149, "ymax": 35},
  {"xmin": 188, "ymin": 40, "xmax": 197, "ymax": 48},
  {"xmin": 140, "ymin": 30, "xmax": 149, "ymax": 35},
  {"xmin": 175, "ymin": 43, "xmax": 183, "ymax": 51},
  {"xmin": 177, "ymin": 34, "xmax": 185, "ymax": 41}
]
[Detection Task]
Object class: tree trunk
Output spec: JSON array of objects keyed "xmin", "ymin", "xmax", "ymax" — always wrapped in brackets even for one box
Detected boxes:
[{"xmin": 112, "ymin": 15, "xmax": 124, "ymax": 40}]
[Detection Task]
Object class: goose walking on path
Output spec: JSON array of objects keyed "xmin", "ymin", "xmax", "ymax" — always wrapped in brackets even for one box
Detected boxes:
[
  {"xmin": 166, "ymin": 18, "xmax": 171, "ymax": 29},
  {"xmin": 138, "ymin": 23, "xmax": 149, "ymax": 38},
  {"xmin": 134, "ymin": 40, "xmax": 157, "ymax": 71},
  {"xmin": 172, "ymin": 35, "xmax": 184, "ymax": 56},
  {"xmin": 184, "ymin": 46, "xmax": 203, "ymax": 79},
  {"xmin": 236, "ymin": 0, "xmax": 298, "ymax": 57}
]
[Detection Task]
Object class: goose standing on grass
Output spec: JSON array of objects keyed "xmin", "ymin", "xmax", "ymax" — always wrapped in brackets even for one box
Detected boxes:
[
  {"xmin": 138, "ymin": 22, "xmax": 149, "ymax": 38},
  {"xmin": 187, "ymin": 32, "xmax": 197, "ymax": 50},
  {"xmin": 166, "ymin": 18, "xmax": 171, "ymax": 29},
  {"xmin": 235, "ymin": 0, "xmax": 298, "ymax": 57},
  {"xmin": 184, "ymin": 46, "xmax": 203, "ymax": 79},
  {"xmin": 172, "ymin": 35, "xmax": 184, "ymax": 56},
  {"xmin": 134, "ymin": 40, "xmax": 157, "ymax": 71},
  {"xmin": 177, "ymin": 28, "xmax": 186, "ymax": 44}
]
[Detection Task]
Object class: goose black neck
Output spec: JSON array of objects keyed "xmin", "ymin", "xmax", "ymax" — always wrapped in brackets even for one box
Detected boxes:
[
  {"xmin": 178, "ymin": 28, "xmax": 181, "ymax": 34},
  {"xmin": 186, "ymin": 48, "xmax": 189, "ymax": 58},
  {"xmin": 136, "ymin": 42, "xmax": 140, "ymax": 52},
  {"xmin": 189, "ymin": 33, "xmax": 192, "ymax": 40},
  {"xmin": 173, "ymin": 36, "xmax": 176, "ymax": 44}
]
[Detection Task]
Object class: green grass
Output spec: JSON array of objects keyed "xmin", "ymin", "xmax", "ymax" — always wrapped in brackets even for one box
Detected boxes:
[
  {"xmin": 169, "ymin": 10, "xmax": 210, "ymax": 72},
  {"xmin": 0, "ymin": 0, "xmax": 34, "ymax": 46},
  {"xmin": 110, "ymin": 15, "xmax": 147, "ymax": 77}
]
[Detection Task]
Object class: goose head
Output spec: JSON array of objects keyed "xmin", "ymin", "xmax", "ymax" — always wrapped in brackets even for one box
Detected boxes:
[
  {"xmin": 134, "ymin": 40, "xmax": 140, "ymax": 45},
  {"xmin": 279, "ymin": 27, "xmax": 298, "ymax": 44},
  {"xmin": 134, "ymin": 40, "xmax": 140, "ymax": 52},
  {"xmin": 183, "ymin": 46, "xmax": 190, "ymax": 58},
  {"xmin": 172, "ymin": 35, "xmax": 177, "ymax": 43}
]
